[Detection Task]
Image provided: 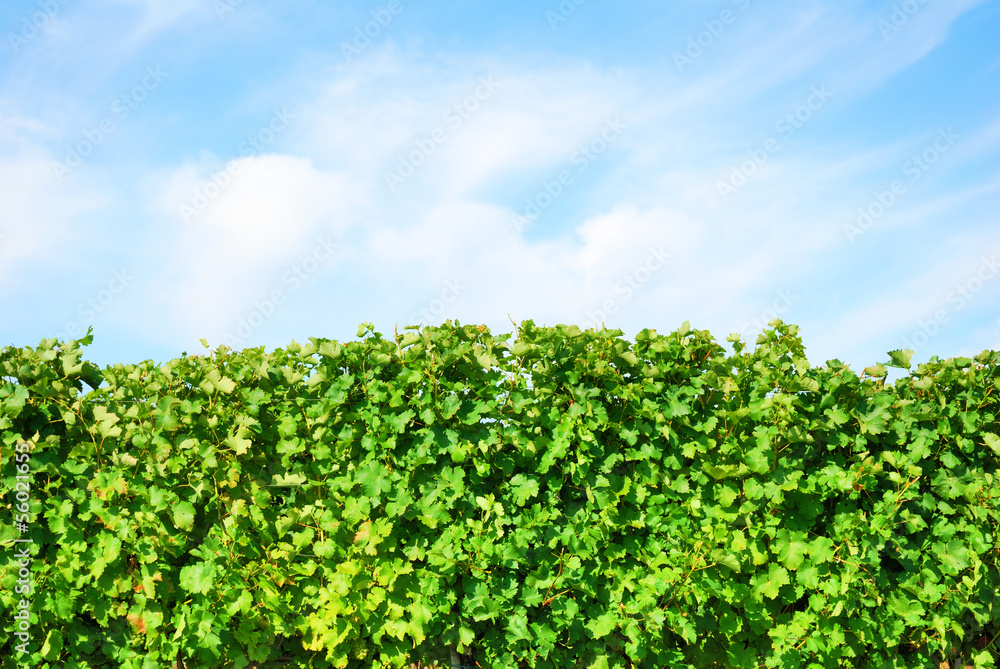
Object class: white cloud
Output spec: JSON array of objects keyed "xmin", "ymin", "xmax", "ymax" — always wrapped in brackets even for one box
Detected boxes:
[
  {"xmin": 0, "ymin": 149, "xmax": 106, "ymax": 279},
  {"xmin": 300, "ymin": 47, "xmax": 634, "ymax": 198},
  {"xmin": 3, "ymin": 0, "xmax": 996, "ymax": 371},
  {"xmin": 146, "ymin": 154, "xmax": 361, "ymax": 339}
]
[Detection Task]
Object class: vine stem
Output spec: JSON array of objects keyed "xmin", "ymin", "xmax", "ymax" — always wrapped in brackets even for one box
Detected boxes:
[{"xmin": 542, "ymin": 547, "xmax": 567, "ymax": 606}]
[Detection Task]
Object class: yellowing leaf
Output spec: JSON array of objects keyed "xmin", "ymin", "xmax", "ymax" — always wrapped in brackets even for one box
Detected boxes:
[
  {"xmin": 353, "ymin": 521, "xmax": 371, "ymax": 543},
  {"xmin": 730, "ymin": 529, "xmax": 747, "ymax": 553},
  {"xmin": 171, "ymin": 501, "xmax": 196, "ymax": 531}
]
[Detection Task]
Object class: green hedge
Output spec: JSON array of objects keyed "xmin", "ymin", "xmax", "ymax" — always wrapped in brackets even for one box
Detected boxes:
[{"xmin": 1, "ymin": 320, "xmax": 998, "ymax": 668}]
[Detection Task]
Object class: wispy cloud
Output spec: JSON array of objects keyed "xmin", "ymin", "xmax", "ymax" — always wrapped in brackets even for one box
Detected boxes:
[{"xmin": 1, "ymin": 0, "xmax": 997, "ymax": 372}]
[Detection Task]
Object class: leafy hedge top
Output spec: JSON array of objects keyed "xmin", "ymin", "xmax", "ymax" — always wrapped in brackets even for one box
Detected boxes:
[{"xmin": 1, "ymin": 320, "xmax": 998, "ymax": 669}]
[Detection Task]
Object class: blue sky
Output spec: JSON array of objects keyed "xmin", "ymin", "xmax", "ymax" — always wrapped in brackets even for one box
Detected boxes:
[{"xmin": 2, "ymin": 0, "xmax": 999, "ymax": 382}]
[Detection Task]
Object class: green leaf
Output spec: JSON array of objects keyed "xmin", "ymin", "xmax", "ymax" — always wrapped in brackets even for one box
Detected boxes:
[
  {"xmin": 807, "ymin": 536, "xmax": 836, "ymax": 564},
  {"xmin": 715, "ymin": 483, "xmax": 739, "ymax": 507},
  {"xmin": 225, "ymin": 426, "xmax": 253, "ymax": 455},
  {"xmin": 774, "ymin": 529, "xmax": 809, "ymax": 570},
  {"xmin": 886, "ymin": 349, "xmax": 914, "ymax": 370},
  {"xmin": 890, "ymin": 593, "xmax": 925, "ymax": 620},
  {"xmin": 744, "ymin": 447, "xmax": 771, "ymax": 474},
  {"xmin": 932, "ymin": 469, "xmax": 968, "ymax": 500},
  {"xmin": 795, "ymin": 562, "xmax": 821, "ymax": 589},
  {"xmin": 319, "ymin": 339, "xmax": 342, "ymax": 358},
  {"xmin": 509, "ymin": 341, "xmax": 532, "ymax": 356},
  {"xmin": 171, "ymin": 501, "xmax": 196, "ymax": 531},
  {"xmin": 752, "ymin": 563, "xmax": 790, "ymax": 599},
  {"xmin": 226, "ymin": 591, "xmax": 253, "ymax": 617},
  {"xmin": 863, "ymin": 363, "xmax": 887, "ymax": 377},
  {"xmin": 306, "ymin": 370, "xmax": 327, "ymax": 388},
  {"xmin": 78, "ymin": 359, "xmax": 104, "ymax": 390},
  {"xmin": 272, "ymin": 473, "xmax": 308, "ymax": 487},
  {"xmin": 730, "ymin": 530, "xmax": 747, "ymax": 552},
  {"xmin": 506, "ymin": 610, "xmax": 531, "ymax": 643},
  {"xmin": 292, "ymin": 527, "xmax": 316, "ymax": 550},
  {"xmin": 0, "ymin": 384, "xmax": 29, "ymax": 420},
  {"xmin": 92, "ymin": 405, "xmax": 122, "ymax": 438},
  {"xmin": 397, "ymin": 332, "xmax": 421, "ymax": 348},
  {"xmin": 937, "ymin": 539, "xmax": 970, "ymax": 575},
  {"xmin": 704, "ymin": 463, "xmax": 740, "ymax": 481},
  {"xmin": 440, "ymin": 395, "xmax": 461, "ymax": 419},
  {"xmin": 458, "ymin": 625, "xmax": 476, "ymax": 650},
  {"xmin": 180, "ymin": 561, "xmax": 216, "ymax": 594},
  {"xmin": 202, "ymin": 368, "xmax": 236, "ymax": 394},
  {"xmin": 357, "ymin": 462, "xmax": 392, "ymax": 499},
  {"xmin": 531, "ymin": 621, "xmax": 559, "ymax": 652},
  {"xmin": 824, "ymin": 405, "xmax": 850, "ymax": 426},
  {"xmin": 792, "ymin": 355, "xmax": 811, "ymax": 375},
  {"xmin": 972, "ymin": 649, "xmax": 996, "ymax": 668},
  {"xmin": 983, "ymin": 433, "xmax": 1000, "ymax": 455},
  {"xmin": 508, "ymin": 474, "xmax": 540, "ymax": 506},
  {"xmin": 617, "ymin": 351, "xmax": 638, "ymax": 366},
  {"xmin": 404, "ymin": 599, "xmax": 433, "ymax": 646},
  {"xmin": 858, "ymin": 407, "xmax": 888, "ymax": 435},
  {"xmin": 711, "ymin": 549, "xmax": 741, "ymax": 573},
  {"xmin": 388, "ymin": 408, "xmax": 415, "ymax": 433},
  {"xmin": 40, "ymin": 628, "xmax": 64, "ymax": 660},
  {"xmin": 472, "ymin": 344, "xmax": 496, "ymax": 369},
  {"xmin": 587, "ymin": 612, "xmax": 617, "ymax": 639},
  {"xmin": 666, "ymin": 395, "xmax": 691, "ymax": 418}
]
